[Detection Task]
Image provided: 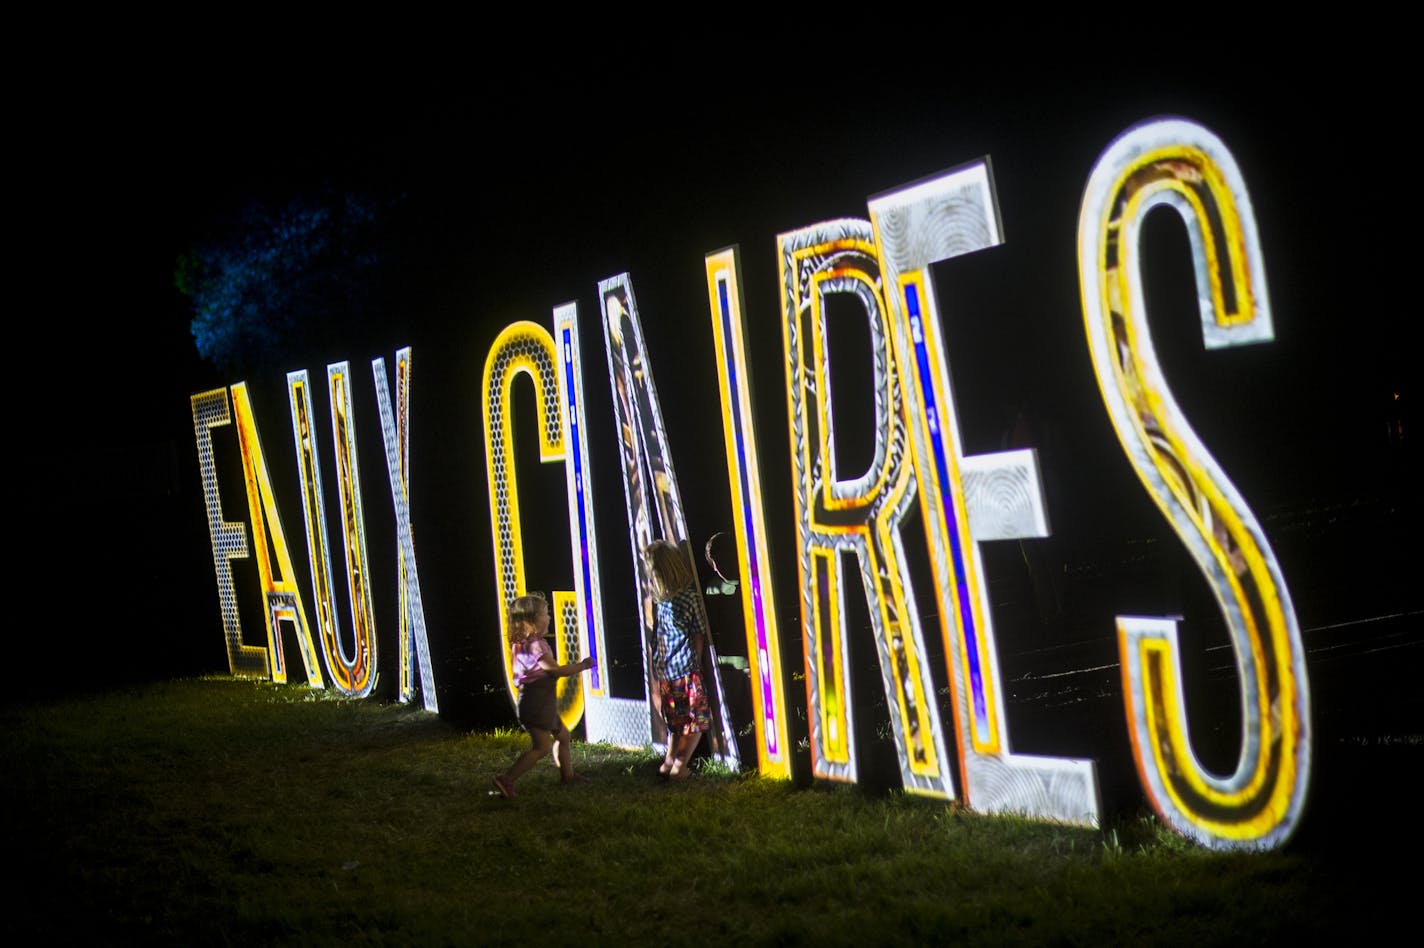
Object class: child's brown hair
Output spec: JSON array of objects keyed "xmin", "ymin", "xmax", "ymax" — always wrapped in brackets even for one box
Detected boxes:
[
  {"xmin": 644, "ymin": 539, "xmax": 696, "ymax": 601},
  {"xmin": 506, "ymin": 594, "xmax": 548, "ymax": 645}
]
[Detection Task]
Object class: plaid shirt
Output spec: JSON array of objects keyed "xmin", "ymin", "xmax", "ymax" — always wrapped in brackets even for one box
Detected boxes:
[{"xmin": 653, "ymin": 584, "xmax": 705, "ymax": 680}]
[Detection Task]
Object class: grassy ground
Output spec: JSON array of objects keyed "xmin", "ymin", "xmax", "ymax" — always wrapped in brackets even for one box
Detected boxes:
[{"xmin": 0, "ymin": 678, "xmax": 1408, "ymax": 945}]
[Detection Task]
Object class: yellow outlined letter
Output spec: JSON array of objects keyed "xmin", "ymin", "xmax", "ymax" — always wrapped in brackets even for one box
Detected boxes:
[{"xmin": 1078, "ymin": 117, "xmax": 1311, "ymax": 850}]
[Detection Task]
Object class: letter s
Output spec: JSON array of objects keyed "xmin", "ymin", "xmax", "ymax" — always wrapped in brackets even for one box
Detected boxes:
[{"xmin": 1077, "ymin": 118, "xmax": 1311, "ymax": 850}]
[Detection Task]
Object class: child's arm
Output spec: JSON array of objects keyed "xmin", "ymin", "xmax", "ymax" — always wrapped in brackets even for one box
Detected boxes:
[{"xmin": 536, "ymin": 650, "xmax": 595, "ymax": 678}]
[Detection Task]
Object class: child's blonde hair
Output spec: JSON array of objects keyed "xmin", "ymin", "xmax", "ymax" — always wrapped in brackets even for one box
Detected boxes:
[
  {"xmin": 644, "ymin": 539, "xmax": 696, "ymax": 601},
  {"xmin": 507, "ymin": 594, "xmax": 548, "ymax": 644}
]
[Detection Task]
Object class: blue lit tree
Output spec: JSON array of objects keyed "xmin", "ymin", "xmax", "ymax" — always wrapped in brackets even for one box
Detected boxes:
[{"xmin": 176, "ymin": 191, "xmax": 391, "ymax": 374}]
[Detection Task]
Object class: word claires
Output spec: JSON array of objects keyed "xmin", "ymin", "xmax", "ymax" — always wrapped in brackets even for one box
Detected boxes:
[{"xmin": 192, "ymin": 118, "xmax": 1310, "ymax": 852}]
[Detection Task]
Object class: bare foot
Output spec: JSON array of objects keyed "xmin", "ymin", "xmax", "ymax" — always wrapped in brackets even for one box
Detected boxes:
[
  {"xmin": 560, "ymin": 773, "xmax": 592, "ymax": 785},
  {"xmin": 492, "ymin": 775, "xmax": 516, "ymax": 799}
]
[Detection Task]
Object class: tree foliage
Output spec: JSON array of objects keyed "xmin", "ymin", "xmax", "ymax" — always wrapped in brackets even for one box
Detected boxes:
[{"xmin": 176, "ymin": 191, "xmax": 389, "ymax": 374}]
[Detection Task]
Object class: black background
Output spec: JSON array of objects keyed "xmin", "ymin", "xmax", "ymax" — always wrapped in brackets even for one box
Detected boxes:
[{"xmin": 19, "ymin": 50, "xmax": 1418, "ymax": 822}]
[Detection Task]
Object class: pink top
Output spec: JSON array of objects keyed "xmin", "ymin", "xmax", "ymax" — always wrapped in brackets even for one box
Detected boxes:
[{"xmin": 512, "ymin": 637, "xmax": 552, "ymax": 686}]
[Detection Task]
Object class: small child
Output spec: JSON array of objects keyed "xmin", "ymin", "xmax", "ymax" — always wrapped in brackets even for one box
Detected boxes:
[
  {"xmin": 643, "ymin": 539, "xmax": 712, "ymax": 780},
  {"xmin": 493, "ymin": 595, "xmax": 595, "ymax": 799}
]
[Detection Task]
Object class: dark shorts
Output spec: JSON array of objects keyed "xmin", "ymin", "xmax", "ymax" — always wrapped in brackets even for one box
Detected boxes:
[
  {"xmin": 659, "ymin": 671, "xmax": 710, "ymax": 737},
  {"xmin": 517, "ymin": 678, "xmax": 560, "ymax": 735}
]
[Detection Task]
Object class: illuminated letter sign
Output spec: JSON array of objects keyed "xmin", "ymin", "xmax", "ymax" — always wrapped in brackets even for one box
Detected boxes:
[
  {"xmin": 482, "ymin": 321, "xmax": 586, "ymax": 730},
  {"xmin": 191, "ymin": 388, "xmax": 269, "ymax": 679},
  {"xmin": 286, "ymin": 364, "xmax": 379, "ymax": 697},
  {"xmin": 1077, "ymin": 117, "xmax": 1311, "ymax": 850},
  {"xmin": 372, "ymin": 349, "xmax": 438, "ymax": 712},
  {"xmin": 229, "ymin": 383, "xmax": 325, "ymax": 686},
  {"xmin": 705, "ymin": 248, "xmax": 793, "ymax": 779},
  {"xmin": 187, "ymin": 115, "xmax": 1319, "ymax": 851},
  {"xmin": 552, "ymin": 302, "xmax": 640, "ymax": 746},
  {"xmin": 598, "ymin": 274, "xmax": 740, "ymax": 765},
  {"xmin": 776, "ymin": 221, "xmax": 953, "ymax": 796},
  {"xmin": 195, "ymin": 349, "xmax": 433, "ymax": 704},
  {"xmin": 869, "ymin": 164, "xmax": 1100, "ymax": 823}
]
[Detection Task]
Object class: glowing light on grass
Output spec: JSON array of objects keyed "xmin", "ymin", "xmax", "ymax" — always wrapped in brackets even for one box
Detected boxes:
[
  {"xmin": 776, "ymin": 222, "xmax": 952, "ymax": 797},
  {"xmin": 1078, "ymin": 117, "xmax": 1311, "ymax": 850},
  {"xmin": 372, "ymin": 348, "xmax": 438, "ymax": 712},
  {"xmin": 482, "ymin": 322, "xmax": 586, "ymax": 731},
  {"xmin": 598, "ymin": 274, "xmax": 741, "ymax": 766},
  {"xmin": 869, "ymin": 163, "xmax": 1100, "ymax": 825},
  {"xmin": 704, "ymin": 247, "xmax": 792, "ymax": 779}
]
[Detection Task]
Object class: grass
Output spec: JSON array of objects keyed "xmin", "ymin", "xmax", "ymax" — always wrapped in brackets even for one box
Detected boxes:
[{"xmin": 0, "ymin": 678, "xmax": 1403, "ymax": 945}]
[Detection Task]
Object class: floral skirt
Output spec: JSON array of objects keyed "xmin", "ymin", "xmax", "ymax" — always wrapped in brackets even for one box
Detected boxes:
[{"xmin": 659, "ymin": 671, "xmax": 710, "ymax": 736}]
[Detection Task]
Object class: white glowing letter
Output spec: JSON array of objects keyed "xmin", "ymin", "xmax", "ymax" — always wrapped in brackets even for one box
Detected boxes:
[
  {"xmin": 191, "ymin": 388, "xmax": 267, "ymax": 678},
  {"xmin": 553, "ymin": 302, "xmax": 633, "ymax": 745},
  {"xmin": 870, "ymin": 164, "xmax": 1100, "ymax": 825},
  {"xmin": 372, "ymin": 348, "xmax": 438, "ymax": 712},
  {"xmin": 598, "ymin": 274, "xmax": 740, "ymax": 765}
]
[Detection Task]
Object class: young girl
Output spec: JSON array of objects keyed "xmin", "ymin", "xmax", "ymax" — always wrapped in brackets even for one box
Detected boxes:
[
  {"xmin": 643, "ymin": 539, "xmax": 712, "ymax": 780},
  {"xmin": 492, "ymin": 595, "xmax": 595, "ymax": 799}
]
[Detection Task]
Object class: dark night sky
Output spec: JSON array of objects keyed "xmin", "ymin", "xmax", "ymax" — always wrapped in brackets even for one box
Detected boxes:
[{"xmin": 20, "ymin": 54, "xmax": 1416, "ymax": 719}]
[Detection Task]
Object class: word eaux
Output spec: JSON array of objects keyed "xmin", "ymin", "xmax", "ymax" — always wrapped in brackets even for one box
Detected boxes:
[{"xmin": 192, "ymin": 349, "xmax": 437, "ymax": 712}]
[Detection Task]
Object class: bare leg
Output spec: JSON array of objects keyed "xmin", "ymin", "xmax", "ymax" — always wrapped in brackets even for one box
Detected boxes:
[
  {"xmin": 552, "ymin": 725, "xmax": 578, "ymax": 781},
  {"xmin": 655, "ymin": 681, "xmax": 676, "ymax": 774},
  {"xmin": 504, "ymin": 728, "xmax": 554, "ymax": 785},
  {"xmin": 668, "ymin": 730, "xmax": 703, "ymax": 779}
]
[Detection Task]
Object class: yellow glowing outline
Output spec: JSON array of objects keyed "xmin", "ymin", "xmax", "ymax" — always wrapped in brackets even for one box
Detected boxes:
[
  {"xmin": 896, "ymin": 272, "xmax": 1000, "ymax": 757},
  {"xmin": 552, "ymin": 590, "xmax": 585, "ymax": 727},
  {"xmin": 810, "ymin": 549, "xmax": 849, "ymax": 764},
  {"xmin": 287, "ymin": 373, "xmax": 350, "ymax": 691},
  {"xmin": 804, "ymin": 265, "xmax": 896, "ymax": 512},
  {"xmin": 1080, "ymin": 118, "xmax": 1310, "ymax": 850},
  {"xmin": 395, "ymin": 352, "xmax": 417, "ymax": 703},
  {"xmin": 1111, "ymin": 193, "xmax": 1292, "ymax": 808},
  {"xmin": 482, "ymin": 321, "xmax": 585, "ymax": 731},
  {"xmin": 872, "ymin": 500, "xmax": 940, "ymax": 779},
  {"xmin": 553, "ymin": 303, "xmax": 610, "ymax": 704},
  {"xmin": 285, "ymin": 366, "xmax": 378, "ymax": 697},
  {"xmin": 704, "ymin": 248, "xmax": 793, "ymax": 779},
  {"xmin": 265, "ymin": 596, "xmax": 302, "ymax": 682},
  {"xmin": 327, "ymin": 366, "xmax": 379, "ymax": 696},
  {"xmin": 230, "ymin": 383, "xmax": 324, "ymax": 687},
  {"xmin": 778, "ymin": 222, "xmax": 952, "ymax": 795},
  {"xmin": 191, "ymin": 388, "xmax": 267, "ymax": 679}
]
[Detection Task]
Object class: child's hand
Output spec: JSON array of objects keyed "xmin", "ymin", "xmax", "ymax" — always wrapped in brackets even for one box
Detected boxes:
[{"xmin": 580, "ymin": 657, "xmax": 596, "ymax": 671}]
